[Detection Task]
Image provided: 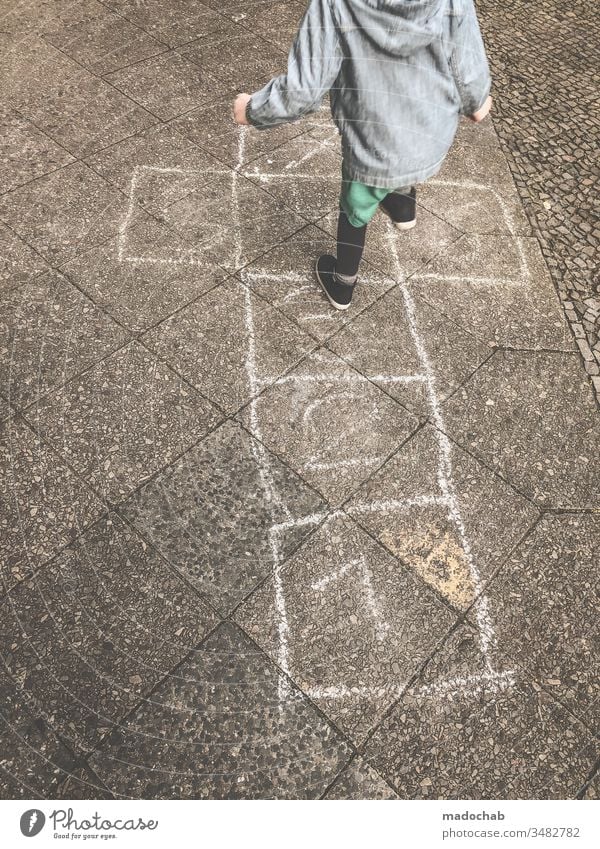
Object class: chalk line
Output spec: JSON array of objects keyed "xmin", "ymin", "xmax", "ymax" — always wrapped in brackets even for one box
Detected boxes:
[
  {"xmin": 413, "ymin": 668, "xmax": 517, "ymax": 700},
  {"xmin": 388, "ymin": 223, "xmax": 498, "ymax": 666},
  {"xmin": 350, "ymin": 495, "xmax": 450, "ymax": 515}
]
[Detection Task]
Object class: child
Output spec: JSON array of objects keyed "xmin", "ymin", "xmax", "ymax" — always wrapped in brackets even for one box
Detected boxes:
[{"xmin": 233, "ymin": 0, "xmax": 492, "ymax": 310}]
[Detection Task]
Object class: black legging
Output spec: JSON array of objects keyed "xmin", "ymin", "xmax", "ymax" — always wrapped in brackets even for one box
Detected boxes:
[
  {"xmin": 336, "ymin": 189, "xmax": 416, "ymax": 279},
  {"xmin": 336, "ymin": 211, "xmax": 366, "ymax": 279}
]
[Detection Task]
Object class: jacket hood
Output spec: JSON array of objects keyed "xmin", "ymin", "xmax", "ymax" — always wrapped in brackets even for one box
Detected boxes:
[{"xmin": 342, "ymin": 0, "xmax": 446, "ymax": 56}]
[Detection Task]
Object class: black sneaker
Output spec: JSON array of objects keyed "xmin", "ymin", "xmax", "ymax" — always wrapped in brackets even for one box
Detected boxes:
[
  {"xmin": 380, "ymin": 187, "xmax": 417, "ymax": 230},
  {"xmin": 315, "ymin": 254, "xmax": 355, "ymax": 310}
]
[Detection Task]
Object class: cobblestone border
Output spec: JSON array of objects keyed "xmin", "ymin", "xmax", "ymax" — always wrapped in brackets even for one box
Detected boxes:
[{"xmin": 477, "ymin": 0, "xmax": 600, "ymax": 404}]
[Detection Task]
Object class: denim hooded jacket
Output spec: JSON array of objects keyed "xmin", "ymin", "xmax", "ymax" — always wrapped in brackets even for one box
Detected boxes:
[{"xmin": 247, "ymin": 0, "xmax": 491, "ymax": 188}]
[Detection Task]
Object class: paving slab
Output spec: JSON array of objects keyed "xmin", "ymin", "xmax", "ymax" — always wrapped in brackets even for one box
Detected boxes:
[
  {"xmin": 181, "ymin": 21, "xmax": 284, "ymax": 91},
  {"xmin": 240, "ymin": 226, "xmax": 396, "ymax": 342},
  {"xmin": 237, "ymin": 348, "xmax": 419, "ymax": 504},
  {"xmin": 101, "ymin": 0, "xmax": 226, "ymax": 48},
  {"xmin": 237, "ymin": 513, "xmax": 456, "ymax": 742},
  {"xmin": 347, "ymin": 425, "xmax": 539, "ymax": 611},
  {"xmin": 243, "ymin": 128, "xmax": 342, "ymax": 222},
  {"xmin": 410, "ymin": 234, "xmax": 573, "ymax": 349},
  {"xmin": 400, "ymin": 123, "xmax": 530, "ymax": 236},
  {"xmin": 32, "ymin": 341, "xmax": 221, "ymax": 503},
  {"xmin": 0, "ymin": 416, "xmax": 104, "ymax": 594},
  {"xmin": 88, "ymin": 621, "xmax": 351, "ymax": 798},
  {"xmin": 0, "ymin": 162, "xmax": 141, "ymax": 267},
  {"xmin": 319, "ymin": 204, "xmax": 461, "ymax": 281},
  {"xmin": 105, "ymin": 52, "xmax": 227, "ymax": 121},
  {"xmin": 471, "ymin": 513, "xmax": 600, "ymax": 726},
  {"xmin": 328, "ymin": 285, "xmax": 491, "ymax": 416},
  {"xmin": 84, "ymin": 122, "xmax": 226, "ymax": 217},
  {"xmin": 0, "ymin": 224, "xmax": 49, "ymax": 297},
  {"xmin": 324, "ymin": 757, "xmax": 398, "ymax": 800},
  {"xmin": 15, "ymin": 66, "xmax": 157, "ymax": 159},
  {"xmin": 157, "ymin": 172, "xmax": 307, "ymax": 270},
  {"xmin": 111, "ymin": 207, "xmax": 226, "ymax": 272},
  {"xmin": 583, "ymin": 772, "xmax": 599, "ymax": 800},
  {"xmin": 201, "ymin": 0, "xmax": 278, "ymax": 13},
  {"xmin": 0, "ymin": 5, "xmax": 49, "ymax": 44},
  {"xmin": 442, "ymin": 351, "xmax": 600, "ymax": 509},
  {"xmin": 1, "ymin": 36, "xmax": 80, "ymax": 107},
  {"xmin": 144, "ymin": 279, "xmax": 315, "ymax": 414},
  {"xmin": 42, "ymin": 5, "xmax": 166, "ymax": 75},
  {"xmin": 0, "ymin": 107, "xmax": 74, "ymax": 194},
  {"xmin": 364, "ymin": 624, "xmax": 598, "ymax": 799},
  {"xmin": 53, "ymin": 767, "xmax": 116, "ymax": 800},
  {"xmin": 0, "ymin": 398, "xmax": 11, "ymax": 424},
  {"xmin": 418, "ymin": 179, "xmax": 532, "ymax": 236},
  {"xmin": 225, "ymin": 0, "xmax": 307, "ymax": 53},
  {"xmin": 34, "ymin": 0, "xmax": 117, "ymax": 30},
  {"xmin": 122, "ymin": 419, "xmax": 326, "ymax": 615},
  {"xmin": 0, "ymin": 271, "xmax": 130, "ymax": 409},
  {"xmin": 437, "ymin": 139, "xmax": 527, "ymax": 192},
  {"xmin": 0, "ymin": 513, "xmax": 217, "ymax": 753},
  {"xmin": 171, "ymin": 98, "xmax": 309, "ymax": 169},
  {"xmin": 0, "ymin": 669, "xmax": 76, "ymax": 798},
  {"xmin": 453, "ymin": 115, "xmax": 502, "ymax": 149},
  {"xmin": 60, "ymin": 218, "xmax": 226, "ymax": 334}
]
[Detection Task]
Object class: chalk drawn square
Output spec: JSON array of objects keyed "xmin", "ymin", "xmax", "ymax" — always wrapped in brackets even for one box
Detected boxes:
[
  {"xmin": 117, "ymin": 165, "xmax": 227, "ymax": 267},
  {"xmin": 237, "ymin": 348, "xmax": 420, "ymax": 505},
  {"xmin": 236, "ymin": 513, "xmax": 456, "ymax": 742}
]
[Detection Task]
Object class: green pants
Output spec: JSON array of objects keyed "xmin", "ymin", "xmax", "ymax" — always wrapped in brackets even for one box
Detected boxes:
[{"xmin": 340, "ymin": 163, "xmax": 409, "ymax": 228}]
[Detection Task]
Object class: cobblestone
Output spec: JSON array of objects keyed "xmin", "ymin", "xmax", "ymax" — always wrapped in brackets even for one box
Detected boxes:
[{"xmin": 477, "ymin": 0, "xmax": 600, "ymax": 396}]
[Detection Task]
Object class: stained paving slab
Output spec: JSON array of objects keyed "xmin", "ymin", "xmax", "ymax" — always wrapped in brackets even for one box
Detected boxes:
[
  {"xmin": 347, "ymin": 424, "xmax": 539, "ymax": 611},
  {"xmin": 0, "ymin": 0, "xmax": 597, "ymax": 800}
]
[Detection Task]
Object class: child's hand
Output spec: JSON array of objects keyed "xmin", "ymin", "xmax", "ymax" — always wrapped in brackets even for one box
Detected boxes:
[
  {"xmin": 469, "ymin": 95, "xmax": 492, "ymax": 123},
  {"xmin": 233, "ymin": 93, "xmax": 251, "ymax": 126}
]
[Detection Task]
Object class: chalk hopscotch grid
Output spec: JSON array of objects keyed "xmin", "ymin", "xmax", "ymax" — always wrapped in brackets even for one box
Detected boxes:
[{"xmin": 117, "ymin": 126, "xmax": 523, "ymax": 707}]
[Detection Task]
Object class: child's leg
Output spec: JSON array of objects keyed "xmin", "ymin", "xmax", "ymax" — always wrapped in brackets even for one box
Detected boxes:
[
  {"xmin": 380, "ymin": 187, "xmax": 416, "ymax": 230},
  {"xmin": 336, "ymin": 210, "xmax": 367, "ymax": 282},
  {"xmin": 314, "ymin": 167, "xmax": 387, "ymax": 310}
]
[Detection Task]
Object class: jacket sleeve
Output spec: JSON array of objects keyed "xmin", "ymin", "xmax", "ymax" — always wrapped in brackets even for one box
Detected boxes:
[
  {"xmin": 246, "ymin": 0, "xmax": 343, "ymax": 129},
  {"xmin": 448, "ymin": 0, "xmax": 492, "ymax": 116}
]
